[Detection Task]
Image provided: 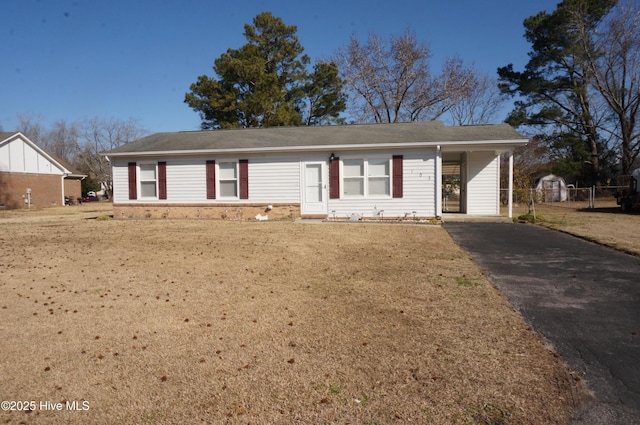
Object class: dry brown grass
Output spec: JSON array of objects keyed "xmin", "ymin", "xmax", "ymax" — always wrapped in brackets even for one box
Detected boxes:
[
  {"xmin": 510, "ymin": 199, "xmax": 640, "ymax": 256},
  {"xmin": 0, "ymin": 204, "xmax": 588, "ymax": 424}
]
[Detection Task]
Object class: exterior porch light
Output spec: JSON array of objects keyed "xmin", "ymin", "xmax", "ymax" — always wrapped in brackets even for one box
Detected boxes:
[{"xmin": 329, "ymin": 152, "xmax": 336, "ymax": 161}]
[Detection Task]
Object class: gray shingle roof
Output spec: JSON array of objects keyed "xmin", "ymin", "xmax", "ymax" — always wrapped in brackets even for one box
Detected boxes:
[
  {"xmin": 0, "ymin": 131, "xmax": 19, "ymax": 140},
  {"xmin": 102, "ymin": 121, "xmax": 526, "ymax": 156}
]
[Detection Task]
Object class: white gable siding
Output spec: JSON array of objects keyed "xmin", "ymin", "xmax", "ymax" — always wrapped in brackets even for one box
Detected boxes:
[
  {"xmin": 24, "ymin": 143, "xmax": 42, "ymax": 173},
  {"xmin": 466, "ymin": 151, "xmax": 500, "ymax": 215},
  {"xmin": 0, "ymin": 142, "xmax": 10, "ymax": 172},
  {"xmin": 9, "ymin": 141, "xmax": 23, "ymax": 171},
  {"xmin": 0, "ymin": 136, "xmax": 61, "ymax": 174},
  {"xmin": 328, "ymin": 149, "xmax": 437, "ymax": 219}
]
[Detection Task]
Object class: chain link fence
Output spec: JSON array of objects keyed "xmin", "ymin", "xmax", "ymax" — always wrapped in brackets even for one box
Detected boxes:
[{"xmin": 501, "ymin": 185, "xmax": 626, "ymax": 209}]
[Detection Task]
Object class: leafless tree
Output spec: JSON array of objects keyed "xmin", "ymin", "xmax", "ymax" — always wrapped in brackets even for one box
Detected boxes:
[
  {"xmin": 12, "ymin": 114, "xmax": 146, "ymax": 198},
  {"xmin": 449, "ymin": 71, "xmax": 508, "ymax": 125},
  {"xmin": 588, "ymin": 0, "xmax": 640, "ymax": 175},
  {"xmin": 77, "ymin": 117, "xmax": 148, "ymax": 198},
  {"xmin": 46, "ymin": 120, "xmax": 81, "ymax": 164},
  {"xmin": 333, "ymin": 30, "xmax": 475, "ymax": 124},
  {"xmin": 16, "ymin": 113, "xmax": 46, "ymax": 146},
  {"xmin": 16, "ymin": 115, "xmax": 80, "ymax": 165}
]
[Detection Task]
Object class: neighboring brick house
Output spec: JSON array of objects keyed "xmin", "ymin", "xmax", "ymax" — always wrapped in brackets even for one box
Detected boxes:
[{"xmin": 0, "ymin": 132, "xmax": 85, "ymax": 209}]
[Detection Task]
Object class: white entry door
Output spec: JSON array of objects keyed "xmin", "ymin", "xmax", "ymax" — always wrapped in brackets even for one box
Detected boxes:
[{"xmin": 301, "ymin": 162, "xmax": 327, "ymax": 215}]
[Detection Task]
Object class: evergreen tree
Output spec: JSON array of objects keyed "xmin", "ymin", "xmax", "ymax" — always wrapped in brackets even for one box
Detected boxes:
[
  {"xmin": 303, "ymin": 62, "xmax": 347, "ymax": 125},
  {"xmin": 185, "ymin": 12, "xmax": 346, "ymax": 129},
  {"xmin": 498, "ymin": 0, "xmax": 617, "ymax": 186}
]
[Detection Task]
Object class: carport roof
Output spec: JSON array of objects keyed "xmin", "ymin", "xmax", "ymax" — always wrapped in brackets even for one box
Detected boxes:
[{"xmin": 102, "ymin": 121, "xmax": 527, "ymax": 157}]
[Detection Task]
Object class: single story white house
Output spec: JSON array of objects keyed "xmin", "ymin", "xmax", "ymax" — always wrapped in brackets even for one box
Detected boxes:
[
  {"xmin": 0, "ymin": 132, "xmax": 85, "ymax": 209},
  {"xmin": 101, "ymin": 121, "xmax": 528, "ymax": 220}
]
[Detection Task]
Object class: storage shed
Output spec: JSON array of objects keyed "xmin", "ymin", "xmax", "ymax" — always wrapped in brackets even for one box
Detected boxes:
[
  {"xmin": 535, "ymin": 174, "xmax": 568, "ymax": 202},
  {"xmin": 101, "ymin": 121, "xmax": 528, "ymax": 220}
]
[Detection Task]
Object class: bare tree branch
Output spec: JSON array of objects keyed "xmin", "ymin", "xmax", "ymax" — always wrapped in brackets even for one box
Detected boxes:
[
  {"xmin": 78, "ymin": 117, "xmax": 148, "ymax": 198},
  {"xmin": 334, "ymin": 30, "xmax": 485, "ymax": 124},
  {"xmin": 448, "ymin": 71, "xmax": 508, "ymax": 125},
  {"xmin": 589, "ymin": 0, "xmax": 640, "ymax": 173}
]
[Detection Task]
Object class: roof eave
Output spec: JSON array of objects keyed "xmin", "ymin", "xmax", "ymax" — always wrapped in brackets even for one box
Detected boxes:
[
  {"xmin": 65, "ymin": 173, "xmax": 87, "ymax": 179},
  {"xmin": 101, "ymin": 139, "xmax": 528, "ymax": 158}
]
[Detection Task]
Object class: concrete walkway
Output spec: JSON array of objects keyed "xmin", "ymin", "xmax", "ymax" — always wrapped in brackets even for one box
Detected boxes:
[{"xmin": 444, "ymin": 222, "xmax": 640, "ymax": 424}]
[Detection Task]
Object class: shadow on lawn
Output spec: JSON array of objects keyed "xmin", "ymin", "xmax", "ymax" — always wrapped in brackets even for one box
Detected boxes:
[{"xmin": 577, "ymin": 206, "xmax": 640, "ymax": 215}]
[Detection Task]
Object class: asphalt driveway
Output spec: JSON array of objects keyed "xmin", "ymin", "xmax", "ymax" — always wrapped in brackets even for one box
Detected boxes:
[{"xmin": 444, "ymin": 222, "xmax": 640, "ymax": 425}]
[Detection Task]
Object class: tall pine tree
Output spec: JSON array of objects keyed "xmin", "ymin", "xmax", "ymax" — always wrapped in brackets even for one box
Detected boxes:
[
  {"xmin": 185, "ymin": 12, "xmax": 345, "ymax": 129},
  {"xmin": 498, "ymin": 0, "xmax": 617, "ymax": 186}
]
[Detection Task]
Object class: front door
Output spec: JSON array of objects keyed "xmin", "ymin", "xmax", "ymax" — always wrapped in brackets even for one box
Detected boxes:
[{"xmin": 301, "ymin": 162, "xmax": 327, "ymax": 215}]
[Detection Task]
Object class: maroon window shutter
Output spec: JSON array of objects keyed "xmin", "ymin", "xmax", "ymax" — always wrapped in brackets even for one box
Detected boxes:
[
  {"xmin": 329, "ymin": 157, "xmax": 340, "ymax": 199},
  {"xmin": 239, "ymin": 159, "xmax": 249, "ymax": 199},
  {"xmin": 158, "ymin": 162, "xmax": 167, "ymax": 200},
  {"xmin": 206, "ymin": 160, "xmax": 216, "ymax": 199},
  {"xmin": 392, "ymin": 155, "xmax": 403, "ymax": 198},
  {"xmin": 128, "ymin": 162, "xmax": 137, "ymax": 200}
]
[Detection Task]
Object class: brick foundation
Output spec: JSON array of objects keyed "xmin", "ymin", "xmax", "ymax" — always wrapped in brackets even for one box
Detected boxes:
[{"xmin": 113, "ymin": 203, "xmax": 303, "ymax": 220}]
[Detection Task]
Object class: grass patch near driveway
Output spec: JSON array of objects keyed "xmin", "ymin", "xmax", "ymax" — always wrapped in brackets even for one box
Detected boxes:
[
  {"xmin": 0, "ymin": 205, "xmax": 588, "ymax": 424},
  {"xmin": 510, "ymin": 200, "xmax": 640, "ymax": 256}
]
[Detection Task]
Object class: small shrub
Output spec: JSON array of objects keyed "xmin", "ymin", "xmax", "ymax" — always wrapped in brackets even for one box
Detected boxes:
[
  {"xmin": 517, "ymin": 212, "xmax": 544, "ymax": 223},
  {"xmin": 96, "ymin": 215, "xmax": 111, "ymax": 221},
  {"xmin": 471, "ymin": 402, "xmax": 513, "ymax": 425},
  {"xmin": 456, "ymin": 277, "xmax": 478, "ymax": 287}
]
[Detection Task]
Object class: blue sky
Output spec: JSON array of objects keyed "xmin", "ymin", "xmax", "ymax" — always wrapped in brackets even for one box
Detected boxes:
[{"xmin": 2, "ymin": 0, "xmax": 560, "ymax": 133}]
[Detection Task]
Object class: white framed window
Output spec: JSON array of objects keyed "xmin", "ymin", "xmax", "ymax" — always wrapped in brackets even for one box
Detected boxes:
[
  {"xmin": 342, "ymin": 157, "xmax": 391, "ymax": 197},
  {"xmin": 368, "ymin": 158, "xmax": 390, "ymax": 196},
  {"xmin": 218, "ymin": 161, "xmax": 238, "ymax": 198},
  {"xmin": 343, "ymin": 159, "xmax": 364, "ymax": 196},
  {"xmin": 139, "ymin": 163, "xmax": 157, "ymax": 198}
]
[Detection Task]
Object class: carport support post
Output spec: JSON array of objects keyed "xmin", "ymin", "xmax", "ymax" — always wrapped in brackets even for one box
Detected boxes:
[
  {"xmin": 435, "ymin": 145, "xmax": 442, "ymax": 217},
  {"xmin": 508, "ymin": 150, "xmax": 514, "ymax": 219}
]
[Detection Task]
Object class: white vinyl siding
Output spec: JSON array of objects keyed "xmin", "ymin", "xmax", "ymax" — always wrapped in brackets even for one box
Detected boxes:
[
  {"xmin": 112, "ymin": 160, "xmax": 129, "ymax": 202},
  {"xmin": 328, "ymin": 150, "xmax": 436, "ymax": 218},
  {"xmin": 167, "ymin": 160, "xmax": 203, "ymax": 200},
  {"xmin": 466, "ymin": 151, "xmax": 500, "ymax": 215},
  {"xmin": 111, "ymin": 155, "xmax": 301, "ymax": 204},
  {"xmin": 110, "ymin": 148, "xmax": 502, "ymax": 218},
  {"xmin": 113, "ymin": 148, "xmax": 436, "ymax": 218},
  {"xmin": 244, "ymin": 156, "xmax": 300, "ymax": 203}
]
